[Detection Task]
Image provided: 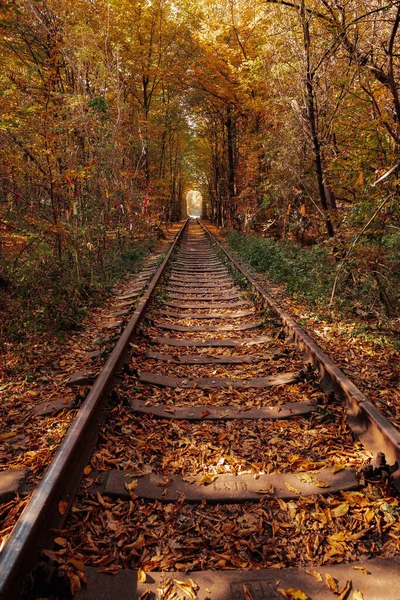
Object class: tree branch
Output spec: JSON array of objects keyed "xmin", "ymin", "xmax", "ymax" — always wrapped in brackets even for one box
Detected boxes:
[{"xmin": 3, "ymin": 131, "xmax": 47, "ymax": 175}]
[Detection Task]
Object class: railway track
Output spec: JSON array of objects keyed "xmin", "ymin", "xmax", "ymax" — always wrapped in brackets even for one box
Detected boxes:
[{"xmin": 1, "ymin": 219, "xmax": 400, "ymax": 599}]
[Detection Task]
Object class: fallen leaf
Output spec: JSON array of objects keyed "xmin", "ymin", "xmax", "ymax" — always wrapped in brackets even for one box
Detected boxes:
[
  {"xmin": 98, "ymin": 565, "xmax": 121, "ymax": 575},
  {"xmin": 68, "ymin": 558, "xmax": 85, "ymax": 571},
  {"xmin": 352, "ymin": 566, "xmax": 370, "ymax": 575},
  {"xmin": 173, "ymin": 579, "xmax": 197, "ymax": 599},
  {"xmin": 331, "ymin": 502, "xmax": 349, "ymax": 518},
  {"xmin": 137, "ymin": 568, "xmax": 147, "ymax": 583},
  {"xmin": 198, "ymin": 473, "xmax": 218, "ymax": 485},
  {"xmin": 83, "ymin": 465, "xmax": 92, "ymax": 475},
  {"xmin": 0, "ymin": 432, "xmax": 17, "ymax": 441},
  {"xmin": 54, "ymin": 537, "xmax": 67, "ymax": 547},
  {"xmin": 337, "ymin": 580, "xmax": 352, "ymax": 600},
  {"xmin": 297, "ymin": 474, "xmax": 312, "ymax": 484},
  {"xmin": 313, "ymin": 478, "xmax": 331, "ymax": 488},
  {"xmin": 306, "ymin": 570, "xmax": 323, "ymax": 582},
  {"xmin": 97, "ymin": 492, "xmax": 106, "ymax": 506},
  {"xmin": 278, "ymin": 588, "xmax": 308, "ymax": 599},
  {"xmin": 58, "ymin": 500, "xmax": 68, "ymax": 515},
  {"xmin": 364, "ymin": 509, "xmax": 375, "ymax": 524},
  {"xmin": 125, "ymin": 479, "xmax": 139, "ymax": 491},
  {"xmin": 67, "ymin": 571, "xmax": 82, "ymax": 594},
  {"xmin": 243, "ymin": 583, "xmax": 254, "ymax": 600},
  {"xmin": 324, "ymin": 573, "xmax": 338, "ymax": 593},
  {"xmin": 256, "ymin": 483, "xmax": 275, "ymax": 495},
  {"xmin": 351, "ymin": 592, "xmax": 364, "ymax": 600},
  {"xmin": 332, "ymin": 464, "xmax": 345, "ymax": 473},
  {"xmin": 285, "ymin": 482, "xmax": 301, "ymax": 495}
]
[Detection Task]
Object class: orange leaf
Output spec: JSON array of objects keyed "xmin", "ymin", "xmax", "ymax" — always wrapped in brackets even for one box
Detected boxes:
[{"xmin": 58, "ymin": 500, "xmax": 68, "ymax": 515}]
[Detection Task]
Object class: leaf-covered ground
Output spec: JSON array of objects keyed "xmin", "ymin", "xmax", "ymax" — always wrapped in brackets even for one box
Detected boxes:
[
  {"xmin": 3, "ymin": 221, "xmax": 400, "ymax": 600},
  {"xmin": 0, "ymin": 224, "xmax": 182, "ymax": 551},
  {"xmin": 214, "ymin": 225, "xmax": 400, "ymax": 428},
  {"xmin": 89, "ymin": 403, "xmax": 365, "ymax": 477},
  {"xmin": 55, "ymin": 223, "xmax": 400, "ymax": 599},
  {"xmin": 59, "ymin": 483, "xmax": 400, "ymax": 575}
]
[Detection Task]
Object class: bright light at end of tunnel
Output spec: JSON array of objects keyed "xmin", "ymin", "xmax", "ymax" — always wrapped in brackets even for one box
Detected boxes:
[{"xmin": 186, "ymin": 190, "xmax": 202, "ymax": 218}]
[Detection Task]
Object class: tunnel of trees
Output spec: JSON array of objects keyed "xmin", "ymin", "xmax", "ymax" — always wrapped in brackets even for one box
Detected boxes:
[{"xmin": 1, "ymin": 0, "xmax": 400, "ymax": 334}]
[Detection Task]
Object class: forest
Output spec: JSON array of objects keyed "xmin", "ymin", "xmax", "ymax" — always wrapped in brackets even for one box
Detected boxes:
[
  {"xmin": 2, "ymin": 4, "xmax": 400, "ymax": 598},
  {"xmin": 1, "ymin": 0, "xmax": 400, "ymax": 346}
]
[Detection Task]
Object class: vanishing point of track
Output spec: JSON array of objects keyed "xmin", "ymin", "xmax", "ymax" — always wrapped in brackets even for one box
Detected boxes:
[{"xmin": 1, "ymin": 219, "xmax": 400, "ymax": 599}]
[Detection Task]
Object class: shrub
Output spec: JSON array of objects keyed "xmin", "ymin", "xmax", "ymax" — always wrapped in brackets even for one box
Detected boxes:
[{"xmin": 226, "ymin": 231, "xmax": 400, "ymax": 317}]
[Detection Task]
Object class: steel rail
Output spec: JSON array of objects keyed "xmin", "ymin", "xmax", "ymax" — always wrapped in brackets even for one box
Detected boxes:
[
  {"xmin": 199, "ymin": 219, "xmax": 400, "ymax": 482},
  {"xmin": 0, "ymin": 219, "xmax": 189, "ymax": 599}
]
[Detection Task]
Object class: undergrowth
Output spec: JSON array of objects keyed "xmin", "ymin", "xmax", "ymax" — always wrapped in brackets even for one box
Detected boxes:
[
  {"xmin": 0, "ymin": 241, "xmax": 152, "ymax": 346},
  {"xmin": 225, "ymin": 231, "xmax": 400, "ymax": 320}
]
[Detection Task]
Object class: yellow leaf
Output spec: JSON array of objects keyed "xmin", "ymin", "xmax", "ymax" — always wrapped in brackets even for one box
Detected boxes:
[
  {"xmin": 137, "ymin": 568, "xmax": 147, "ymax": 583},
  {"xmin": 0, "ymin": 432, "xmax": 17, "ymax": 441},
  {"xmin": 198, "ymin": 473, "xmax": 218, "ymax": 485},
  {"xmin": 297, "ymin": 474, "xmax": 312, "ymax": 484},
  {"xmin": 306, "ymin": 570, "xmax": 323, "ymax": 583},
  {"xmin": 58, "ymin": 500, "xmax": 68, "ymax": 515},
  {"xmin": 324, "ymin": 573, "xmax": 338, "ymax": 593},
  {"xmin": 285, "ymin": 482, "xmax": 301, "ymax": 495},
  {"xmin": 364, "ymin": 509, "xmax": 375, "ymax": 524},
  {"xmin": 329, "ymin": 532, "xmax": 345, "ymax": 541},
  {"xmin": 125, "ymin": 479, "xmax": 138, "ymax": 491},
  {"xmin": 352, "ymin": 591, "xmax": 364, "ymax": 600},
  {"xmin": 173, "ymin": 580, "xmax": 197, "ymax": 599},
  {"xmin": 352, "ymin": 566, "xmax": 370, "ymax": 575},
  {"xmin": 256, "ymin": 483, "xmax": 275, "ymax": 495},
  {"xmin": 337, "ymin": 580, "xmax": 351, "ymax": 600},
  {"xmin": 272, "ymin": 520, "xmax": 280, "ymax": 536},
  {"xmin": 331, "ymin": 502, "xmax": 349, "ymax": 518},
  {"xmin": 278, "ymin": 588, "xmax": 308, "ymax": 599},
  {"xmin": 332, "ymin": 464, "xmax": 345, "ymax": 474},
  {"xmin": 313, "ymin": 478, "xmax": 331, "ymax": 488}
]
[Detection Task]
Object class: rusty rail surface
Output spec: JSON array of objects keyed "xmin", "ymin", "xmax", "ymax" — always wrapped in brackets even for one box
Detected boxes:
[
  {"xmin": 199, "ymin": 219, "xmax": 400, "ymax": 482},
  {"xmin": 0, "ymin": 219, "xmax": 189, "ymax": 599}
]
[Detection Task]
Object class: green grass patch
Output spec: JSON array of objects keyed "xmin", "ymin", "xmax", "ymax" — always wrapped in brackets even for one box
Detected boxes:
[
  {"xmin": 225, "ymin": 231, "xmax": 400, "ymax": 325},
  {"xmin": 226, "ymin": 231, "xmax": 333, "ymax": 306}
]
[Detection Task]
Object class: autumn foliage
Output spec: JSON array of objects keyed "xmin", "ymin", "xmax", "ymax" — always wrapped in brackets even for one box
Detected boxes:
[{"xmin": 1, "ymin": 0, "xmax": 400, "ymax": 320}]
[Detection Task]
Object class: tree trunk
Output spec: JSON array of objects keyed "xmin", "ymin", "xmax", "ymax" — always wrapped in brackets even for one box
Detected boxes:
[{"xmin": 300, "ymin": 0, "xmax": 334, "ymax": 237}]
